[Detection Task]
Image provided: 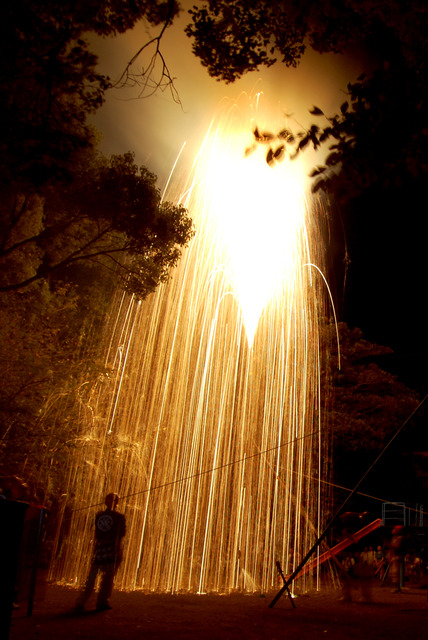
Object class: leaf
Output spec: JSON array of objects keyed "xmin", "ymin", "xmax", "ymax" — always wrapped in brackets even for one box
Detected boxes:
[
  {"xmin": 261, "ymin": 131, "xmax": 275, "ymax": 141},
  {"xmin": 308, "ymin": 166, "xmax": 326, "ymax": 177},
  {"xmin": 309, "ymin": 106, "xmax": 324, "ymax": 116},
  {"xmin": 273, "ymin": 145, "xmax": 285, "ymax": 160},
  {"xmin": 340, "ymin": 102, "xmax": 349, "ymax": 114},
  {"xmin": 325, "ymin": 152, "xmax": 341, "ymax": 166},
  {"xmin": 298, "ymin": 136, "xmax": 310, "ymax": 150},
  {"xmin": 244, "ymin": 144, "xmax": 256, "ymax": 157},
  {"xmin": 309, "ymin": 132, "xmax": 320, "ymax": 149},
  {"xmin": 319, "ymin": 128, "xmax": 332, "ymax": 142},
  {"xmin": 253, "ymin": 127, "xmax": 262, "ymax": 141},
  {"xmin": 266, "ymin": 148, "xmax": 274, "ymax": 166},
  {"xmin": 311, "ymin": 180, "xmax": 324, "ymax": 193},
  {"xmin": 253, "ymin": 127, "xmax": 274, "ymax": 143}
]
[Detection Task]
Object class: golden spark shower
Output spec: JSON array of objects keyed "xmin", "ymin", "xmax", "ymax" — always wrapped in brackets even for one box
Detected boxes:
[{"xmin": 49, "ymin": 95, "xmax": 333, "ymax": 594}]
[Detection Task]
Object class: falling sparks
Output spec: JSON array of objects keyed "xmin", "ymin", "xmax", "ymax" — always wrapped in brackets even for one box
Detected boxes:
[{"xmin": 48, "ymin": 94, "xmax": 333, "ymax": 594}]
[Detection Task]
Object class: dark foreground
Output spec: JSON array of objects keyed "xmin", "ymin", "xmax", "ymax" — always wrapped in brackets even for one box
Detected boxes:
[{"xmin": 10, "ymin": 583, "xmax": 428, "ymax": 640}]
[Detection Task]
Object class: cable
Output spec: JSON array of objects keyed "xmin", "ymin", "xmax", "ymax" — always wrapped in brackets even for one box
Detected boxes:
[
  {"xmin": 269, "ymin": 390, "xmax": 428, "ymax": 607},
  {"xmin": 73, "ymin": 390, "xmax": 427, "ymax": 515},
  {"xmin": 72, "ymin": 427, "xmax": 322, "ymax": 512}
]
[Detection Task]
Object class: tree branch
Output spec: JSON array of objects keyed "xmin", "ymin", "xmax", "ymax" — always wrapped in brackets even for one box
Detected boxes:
[{"xmin": 115, "ymin": 0, "xmax": 181, "ymax": 105}]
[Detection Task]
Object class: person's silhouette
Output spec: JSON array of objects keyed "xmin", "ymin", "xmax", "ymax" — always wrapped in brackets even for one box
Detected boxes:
[{"xmin": 75, "ymin": 493, "xmax": 126, "ymax": 611}]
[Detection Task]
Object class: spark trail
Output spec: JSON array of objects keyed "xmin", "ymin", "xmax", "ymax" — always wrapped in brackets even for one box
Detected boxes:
[{"xmin": 49, "ymin": 95, "xmax": 333, "ymax": 594}]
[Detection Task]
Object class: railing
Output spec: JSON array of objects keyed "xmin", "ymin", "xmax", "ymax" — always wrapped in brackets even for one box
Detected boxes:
[{"xmin": 381, "ymin": 502, "xmax": 425, "ymax": 527}]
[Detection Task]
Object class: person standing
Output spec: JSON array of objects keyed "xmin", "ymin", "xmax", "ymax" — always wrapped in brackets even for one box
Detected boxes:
[
  {"xmin": 75, "ymin": 493, "xmax": 126, "ymax": 611},
  {"xmin": 388, "ymin": 525, "xmax": 405, "ymax": 593}
]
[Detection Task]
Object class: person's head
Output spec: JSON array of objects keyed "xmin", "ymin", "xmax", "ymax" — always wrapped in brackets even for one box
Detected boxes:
[{"xmin": 105, "ymin": 493, "xmax": 119, "ymax": 510}]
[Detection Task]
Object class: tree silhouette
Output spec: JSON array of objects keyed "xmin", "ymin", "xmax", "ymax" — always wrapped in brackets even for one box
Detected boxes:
[
  {"xmin": 0, "ymin": 151, "xmax": 194, "ymax": 296},
  {"xmin": 0, "ymin": 0, "xmax": 181, "ymax": 185}
]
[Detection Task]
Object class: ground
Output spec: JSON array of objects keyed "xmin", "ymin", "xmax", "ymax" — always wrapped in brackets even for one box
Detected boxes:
[{"xmin": 10, "ymin": 582, "xmax": 428, "ymax": 640}]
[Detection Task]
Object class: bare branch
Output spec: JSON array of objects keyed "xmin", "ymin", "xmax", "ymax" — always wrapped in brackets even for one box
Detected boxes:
[{"xmin": 114, "ymin": 0, "xmax": 181, "ymax": 105}]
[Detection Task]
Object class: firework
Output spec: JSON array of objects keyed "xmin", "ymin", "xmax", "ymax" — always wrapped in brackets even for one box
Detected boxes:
[{"xmin": 49, "ymin": 95, "xmax": 333, "ymax": 594}]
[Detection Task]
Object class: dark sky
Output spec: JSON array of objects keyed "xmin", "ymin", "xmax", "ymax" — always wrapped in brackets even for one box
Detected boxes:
[{"xmin": 342, "ymin": 185, "xmax": 428, "ymax": 391}]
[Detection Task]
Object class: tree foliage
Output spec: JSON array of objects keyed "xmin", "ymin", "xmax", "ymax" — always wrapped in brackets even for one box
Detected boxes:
[
  {"xmin": 0, "ymin": 281, "xmax": 130, "ymax": 503},
  {"xmin": 247, "ymin": 63, "xmax": 426, "ymax": 203},
  {"xmin": 186, "ymin": 1, "xmax": 306, "ymax": 83},
  {"xmin": 325, "ymin": 323, "xmax": 422, "ymax": 498},
  {"xmin": 0, "ymin": 0, "xmax": 192, "ymax": 501},
  {"xmin": 0, "ymin": 0, "xmax": 180, "ymax": 185},
  {"xmin": 329, "ymin": 324, "xmax": 419, "ymax": 452},
  {"xmin": 185, "ymin": 0, "xmax": 427, "ymax": 202},
  {"xmin": 184, "ymin": 1, "xmax": 428, "ymax": 362},
  {"xmin": 0, "ymin": 1, "xmax": 194, "ymax": 299},
  {"xmin": 186, "ymin": 0, "xmax": 426, "ymax": 82},
  {"xmin": 0, "ymin": 151, "xmax": 194, "ymax": 297},
  {"xmin": 0, "ymin": 150, "xmax": 194, "ymax": 495}
]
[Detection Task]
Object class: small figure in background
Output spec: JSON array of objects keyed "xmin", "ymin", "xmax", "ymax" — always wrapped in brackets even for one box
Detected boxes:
[
  {"xmin": 374, "ymin": 545, "xmax": 386, "ymax": 580},
  {"xmin": 387, "ymin": 525, "xmax": 405, "ymax": 593}
]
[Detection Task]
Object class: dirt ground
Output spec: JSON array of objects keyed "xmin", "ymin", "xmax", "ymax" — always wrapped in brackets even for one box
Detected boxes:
[{"xmin": 9, "ymin": 582, "xmax": 428, "ymax": 640}]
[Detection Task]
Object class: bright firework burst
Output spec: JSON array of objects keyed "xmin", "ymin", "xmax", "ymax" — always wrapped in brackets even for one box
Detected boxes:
[{"xmin": 49, "ymin": 94, "xmax": 334, "ymax": 594}]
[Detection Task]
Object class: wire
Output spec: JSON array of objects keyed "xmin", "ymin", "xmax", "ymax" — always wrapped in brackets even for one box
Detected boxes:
[
  {"xmin": 269, "ymin": 390, "xmax": 428, "ymax": 607},
  {"xmin": 73, "ymin": 391, "xmax": 428, "ymax": 517},
  {"xmin": 72, "ymin": 427, "xmax": 322, "ymax": 513}
]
